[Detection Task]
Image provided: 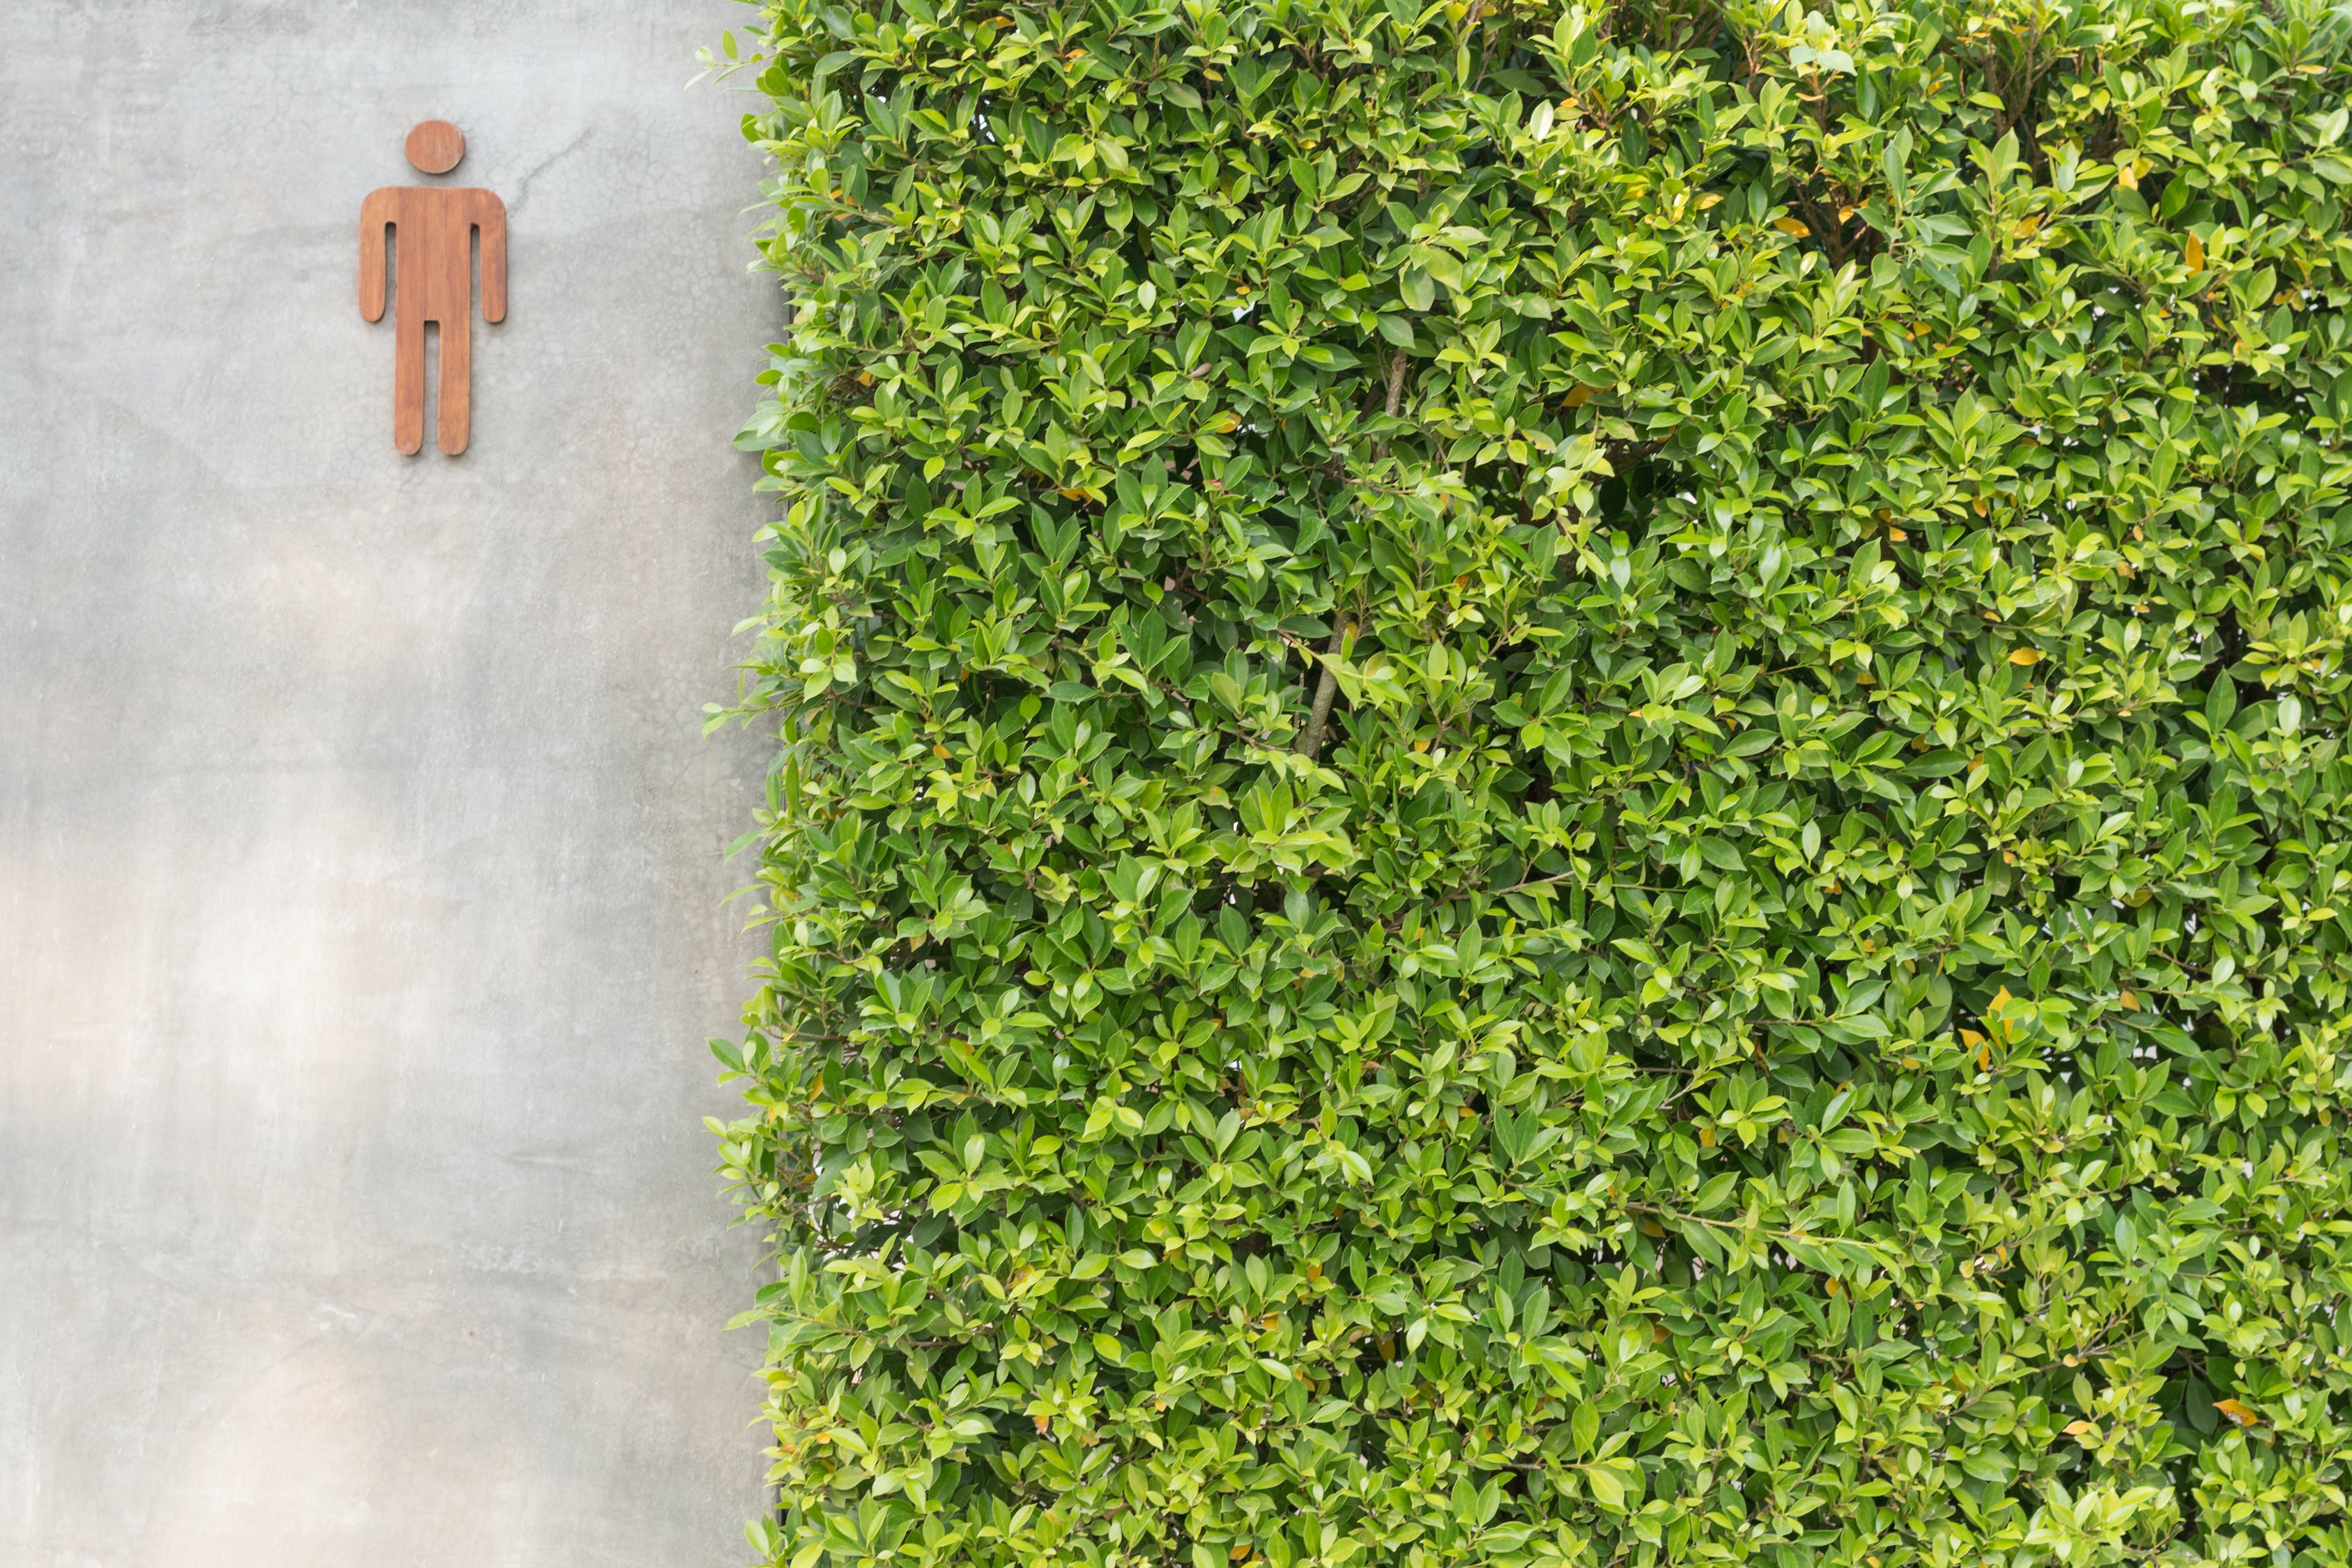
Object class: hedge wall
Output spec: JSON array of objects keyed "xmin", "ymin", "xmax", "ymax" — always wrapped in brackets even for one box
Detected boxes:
[{"xmin": 706, "ymin": 0, "xmax": 2352, "ymax": 1562}]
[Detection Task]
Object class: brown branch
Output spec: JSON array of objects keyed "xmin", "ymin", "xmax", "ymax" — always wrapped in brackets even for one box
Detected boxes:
[
  {"xmin": 1296, "ymin": 356, "xmax": 1410, "ymax": 760},
  {"xmin": 1295, "ymin": 617, "xmax": 1351, "ymax": 760}
]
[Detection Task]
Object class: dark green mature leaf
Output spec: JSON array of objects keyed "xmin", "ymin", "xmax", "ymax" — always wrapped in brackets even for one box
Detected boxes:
[{"xmin": 705, "ymin": 0, "xmax": 2352, "ymax": 1562}]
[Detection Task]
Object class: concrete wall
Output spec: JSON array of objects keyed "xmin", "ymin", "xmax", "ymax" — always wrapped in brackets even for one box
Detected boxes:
[{"xmin": 1, "ymin": 4, "xmax": 779, "ymax": 1564}]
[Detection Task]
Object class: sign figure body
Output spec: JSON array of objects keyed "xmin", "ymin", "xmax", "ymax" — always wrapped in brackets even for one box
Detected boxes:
[{"xmin": 360, "ymin": 121, "xmax": 506, "ymax": 455}]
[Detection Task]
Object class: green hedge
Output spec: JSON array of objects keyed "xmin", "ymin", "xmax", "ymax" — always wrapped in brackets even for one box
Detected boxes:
[{"xmin": 705, "ymin": 0, "xmax": 2352, "ymax": 1562}]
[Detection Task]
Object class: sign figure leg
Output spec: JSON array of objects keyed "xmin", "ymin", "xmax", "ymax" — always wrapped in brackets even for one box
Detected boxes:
[
  {"xmin": 437, "ymin": 314, "xmax": 472, "ymax": 456},
  {"xmin": 394, "ymin": 308, "xmax": 427, "ymax": 456}
]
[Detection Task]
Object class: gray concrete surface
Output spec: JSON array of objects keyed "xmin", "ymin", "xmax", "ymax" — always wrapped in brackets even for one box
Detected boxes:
[{"xmin": 0, "ymin": 5, "xmax": 781, "ymax": 1564}]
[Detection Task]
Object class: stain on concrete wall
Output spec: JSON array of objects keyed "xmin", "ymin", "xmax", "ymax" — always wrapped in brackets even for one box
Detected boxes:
[{"xmin": 0, "ymin": 4, "xmax": 778, "ymax": 1563}]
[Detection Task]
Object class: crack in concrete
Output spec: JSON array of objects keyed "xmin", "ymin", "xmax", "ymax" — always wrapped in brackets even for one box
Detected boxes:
[{"xmin": 506, "ymin": 127, "xmax": 594, "ymax": 215}]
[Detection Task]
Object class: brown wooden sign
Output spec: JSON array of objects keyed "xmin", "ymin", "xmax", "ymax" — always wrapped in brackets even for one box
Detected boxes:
[{"xmin": 360, "ymin": 121, "xmax": 507, "ymax": 455}]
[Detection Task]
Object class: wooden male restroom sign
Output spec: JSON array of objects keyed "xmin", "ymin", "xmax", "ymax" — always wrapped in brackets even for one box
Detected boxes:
[{"xmin": 360, "ymin": 121, "xmax": 507, "ymax": 455}]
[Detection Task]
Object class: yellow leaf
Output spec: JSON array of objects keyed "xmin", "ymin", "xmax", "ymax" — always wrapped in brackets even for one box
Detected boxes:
[
  {"xmin": 1562, "ymin": 383, "xmax": 1603, "ymax": 408},
  {"xmin": 2065, "ymin": 1420, "xmax": 2095, "ymax": 1437},
  {"xmin": 1698, "ymin": 1124, "xmax": 1716, "ymax": 1146},
  {"xmin": 2008, "ymin": 647, "xmax": 2043, "ymax": 665},
  {"xmin": 2119, "ymin": 990, "xmax": 2141, "ymax": 1011},
  {"xmin": 1972, "ymin": 496, "xmax": 1990, "ymax": 516},
  {"xmin": 1033, "ymin": 1414, "xmax": 1052, "ymax": 1434},
  {"xmin": 2116, "ymin": 158, "xmax": 2139, "ymax": 192},
  {"xmin": 2215, "ymin": 1399, "xmax": 2261, "ymax": 1427},
  {"xmin": 1888, "ymin": 527, "xmax": 1908, "ymax": 543},
  {"xmin": 1990, "ymin": 986, "xmax": 2013, "ymax": 1008},
  {"xmin": 1231, "ymin": 1543, "xmax": 1256, "ymax": 1563},
  {"xmin": 1958, "ymin": 1029, "xmax": 1985, "ymax": 1047},
  {"xmin": 2185, "ymin": 231, "xmax": 2205, "ymax": 271},
  {"xmin": 1772, "ymin": 216, "xmax": 1811, "ymax": 237},
  {"xmin": 857, "ymin": 369, "xmax": 875, "ymax": 386}
]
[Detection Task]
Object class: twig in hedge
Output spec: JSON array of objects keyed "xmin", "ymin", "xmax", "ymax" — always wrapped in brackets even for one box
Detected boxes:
[
  {"xmin": 1297, "ymin": 357, "xmax": 1411, "ymax": 760},
  {"xmin": 1295, "ymin": 619, "xmax": 1351, "ymax": 760}
]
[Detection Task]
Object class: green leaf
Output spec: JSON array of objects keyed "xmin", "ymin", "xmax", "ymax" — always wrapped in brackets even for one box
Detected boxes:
[{"xmin": 2206, "ymin": 673, "xmax": 2238, "ymax": 731}]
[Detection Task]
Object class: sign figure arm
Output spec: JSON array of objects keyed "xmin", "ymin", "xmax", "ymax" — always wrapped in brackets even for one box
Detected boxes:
[
  {"xmin": 474, "ymin": 192, "xmax": 507, "ymax": 325},
  {"xmin": 359, "ymin": 190, "xmax": 394, "ymax": 323}
]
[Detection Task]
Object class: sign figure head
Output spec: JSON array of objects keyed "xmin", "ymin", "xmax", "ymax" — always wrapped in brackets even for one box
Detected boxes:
[{"xmin": 405, "ymin": 119, "xmax": 466, "ymax": 175}]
